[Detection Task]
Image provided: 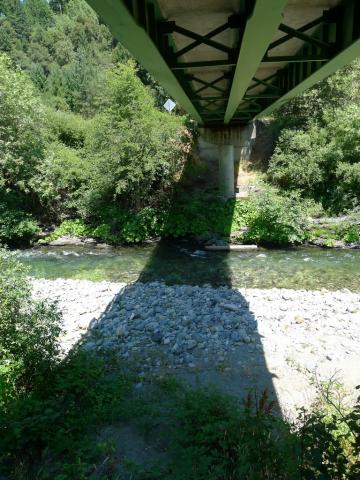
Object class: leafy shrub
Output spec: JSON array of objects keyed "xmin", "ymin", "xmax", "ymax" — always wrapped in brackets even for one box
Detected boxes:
[
  {"xmin": 0, "ymin": 248, "xmax": 62, "ymax": 399},
  {"xmin": 0, "ymin": 54, "xmax": 46, "ymax": 193},
  {"xmin": 268, "ymin": 127, "xmax": 328, "ymax": 197},
  {"xmin": 47, "ymin": 109, "xmax": 90, "ymax": 148},
  {"xmin": 30, "ymin": 142, "xmax": 90, "ymax": 220},
  {"xmin": 269, "ymin": 103, "xmax": 360, "ymax": 214},
  {"xmin": 298, "ymin": 381, "xmax": 360, "ymax": 480},
  {"xmin": 0, "ymin": 352, "xmax": 131, "ymax": 479},
  {"xmin": 245, "ymin": 189, "xmax": 308, "ymax": 246},
  {"xmin": 41, "ymin": 218, "xmax": 92, "ymax": 243},
  {"xmin": 306, "ymin": 222, "xmax": 360, "ymax": 244},
  {"xmin": 80, "ymin": 61, "xmax": 190, "ymax": 215},
  {"xmin": 168, "ymin": 388, "xmax": 296, "ymax": 480},
  {"xmin": 0, "ymin": 203, "xmax": 39, "ymax": 246},
  {"xmin": 43, "ymin": 190, "xmax": 308, "ymax": 247},
  {"xmin": 342, "ymin": 224, "xmax": 360, "ymax": 243}
]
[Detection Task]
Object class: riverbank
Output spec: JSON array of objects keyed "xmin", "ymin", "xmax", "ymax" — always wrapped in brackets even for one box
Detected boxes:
[{"xmin": 32, "ymin": 278, "xmax": 360, "ymax": 415}]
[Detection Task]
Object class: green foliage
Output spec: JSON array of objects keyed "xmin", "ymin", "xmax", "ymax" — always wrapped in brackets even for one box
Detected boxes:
[
  {"xmin": 47, "ymin": 109, "xmax": 89, "ymax": 148},
  {"xmin": 30, "ymin": 141, "xmax": 90, "ymax": 220},
  {"xmin": 0, "ymin": 0, "xmax": 116, "ymax": 115},
  {"xmin": 162, "ymin": 192, "xmax": 254, "ymax": 238},
  {"xmin": 269, "ymin": 105, "xmax": 360, "ymax": 213},
  {"xmin": 41, "ymin": 193, "xmax": 255, "ymax": 245},
  {"xmin": 268, "ymin": 127, "xmax": 328, "ymax": 198},
  {"xmin": 0, "ymin": 248, "xmax": 61, "ymax": 400},
  {"xmin": 270, "ymin": 61, "xmax": 360, "ymax": 214},
  {"xmin": 307, "ymin": 222, "xmax": 360, "ymax": 244},
  {"xmin": 166, "ymin": 388, "xmax": 296, "ymax": 480},
  {"xmin": 342, "ymin": 224, "xmax": 360, "ymax": 243},
  {"xmin": 42, "ymin": 189, "xmax": 309, "ymax": 246},
  {"xmin": 0, "ymin": 54, "xmax": 46, "ymax": 193},
  {"xmin": 0, "ymin": 327, "xmax": 359, "ymax": 480},
  {"xmin": 0, "ymin": 202, "xmax": 39, "ymax": 245},
  {"xmin": 0, "ymin": 14, "xmax": 189, "ymax": 240},
  {"xmin": 298, "ymin": 381, "xmax": 360, "ymax": 480},
  {"xmin": 81, "ymin": 62, "xmax": 189, "ymax": 214},
  {"xmin": 0, "ymin": 351, "xmax": 131, "ymax": 479},
  {"xmin": 40, "ymin": 218, "xmax": 92, "ymax": 244},
  {"xmin": 245, "ymin": 189, "xmax": 308, "ymax": 246},
  {"xmin": 274, "ymin": 59, "xmax": 360, "ymax": 131}
]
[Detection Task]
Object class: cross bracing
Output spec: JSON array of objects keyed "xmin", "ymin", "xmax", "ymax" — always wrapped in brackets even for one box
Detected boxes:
[{"xmin": 87, "ymin": 0, "xmax": 360, "ymax": 126}]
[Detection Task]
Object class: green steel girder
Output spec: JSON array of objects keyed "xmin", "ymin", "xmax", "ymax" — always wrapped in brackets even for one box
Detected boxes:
[
  {"xmin": 277, "ymin": 23, "xmax": 332, "ymax": 51},
  {"xmin": 86, "ymin": 0, "xmax": 203, "ymax": 122},
  {"xmin": 253, "ymin": 0, "xmax": 360, "ymax": 120},
  {"xmin": 268, "ymin": 16, "xmax": 324, "ymax": 51},
  {"xmin": 224, "ymin": 0, "xmax": 288, "ymax": 123},
  {"xmin": 159, "ymin": 10, "xmax": 249, "ymax": 122},
  {"xmin": 86, "ymin": 0, "xmax": 360, "ymax": 127},
  {"xmin": 263, "ymin": 55, "xmax": 330, "ymax": 62}
]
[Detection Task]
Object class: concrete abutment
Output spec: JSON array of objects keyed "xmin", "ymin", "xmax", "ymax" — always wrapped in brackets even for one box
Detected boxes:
[{"xmin": 197, "ymin": 121, "xmax": 274, "ymax": 198}]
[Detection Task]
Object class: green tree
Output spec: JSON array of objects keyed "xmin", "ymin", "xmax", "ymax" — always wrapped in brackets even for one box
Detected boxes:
[
  {"xmin": 269, "ymin": 105, "xmax": 360, "ymax": 212},
  {"xmin": 0, "ymin": 54, "xmax": 46, "ymax": 194},
  {"xmin": 274, "ymin": 59, "xmax": 360, "ymax": 130},
  {"xmin": 269, "ymin": 59, "xmax": 360, "ymax": 213},
  {"xmin": 23, "ymin": 0, "xmax": 54, "ymax": 29},
  {"xmin": 82, "ymin": 61, "xmax": 188, "ymax": 216}
]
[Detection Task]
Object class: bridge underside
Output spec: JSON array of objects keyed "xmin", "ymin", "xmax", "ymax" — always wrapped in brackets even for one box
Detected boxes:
[{"xmin": 87, "ymin": 0, "xmax": 360, "ymax": 126}]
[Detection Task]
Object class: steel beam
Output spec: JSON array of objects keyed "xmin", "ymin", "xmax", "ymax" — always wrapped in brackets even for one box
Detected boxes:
[
  {"xmin": 263, "ymin": 55, "xmax": 329, "ymax": 63},
  {"xmin": 224, "ymin": 0, "xmax": 287, "ymax": 124},
  {"xmin": 257, "ymin": 37, "xmax": 360, "ymax": 119},
  {"xmin": 175, "ymin": 22, "xmax": 230, "ymax": 58},
  {"xmin": 268, "ymin": 16, "xmax": 324, "ymax": 51},
  {"xmin": 86, "ymin": 0, "xmax": 202, "ymax": 123},
  {"xmin": 278, "ymin": 23, "xmax": 331, "ymax": 51},
  {"xmin": 86, "ymin": 0, "xmax": 360, "ymax": 127}
]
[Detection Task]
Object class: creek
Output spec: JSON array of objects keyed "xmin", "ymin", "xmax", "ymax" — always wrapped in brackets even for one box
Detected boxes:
[{"xmin": 18, "ymin": 241, "xmax": 360, "ymax": 291}]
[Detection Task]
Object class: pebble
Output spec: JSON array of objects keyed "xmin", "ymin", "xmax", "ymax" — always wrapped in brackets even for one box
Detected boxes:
[{"xmin": 31, "ymin": 279, "xmax": 360, "ymax": 378}]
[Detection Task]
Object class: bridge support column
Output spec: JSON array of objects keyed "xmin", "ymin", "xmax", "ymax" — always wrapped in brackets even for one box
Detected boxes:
[{"xmin": 219, "ymin": 144, "xmax": 235, "ymax": 199}]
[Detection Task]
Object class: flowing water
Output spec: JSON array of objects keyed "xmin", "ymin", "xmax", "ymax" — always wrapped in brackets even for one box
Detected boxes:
[{"xmin": 17, "ymin": 241, "xmax": 360, "ymax": 291}]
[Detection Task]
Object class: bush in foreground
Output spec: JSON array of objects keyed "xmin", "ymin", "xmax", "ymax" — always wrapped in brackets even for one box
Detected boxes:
[
  {"xmin": 0, "ymin": 248, "xmax": 61, "ymax": 399},
  {"xmin": 2, "ymin": 373, "xmax": 358, "ymax": 479}
]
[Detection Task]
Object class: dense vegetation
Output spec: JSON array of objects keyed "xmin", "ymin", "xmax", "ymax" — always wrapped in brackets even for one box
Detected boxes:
[
  {"xmin": 0, "ymin": 0, "xmax": 190, "ymax": 246},
  {"xmin": 0, "ymin": 0, "xmax": 359, "ymax": 250},
  {"xmin": 269, "ymin": 60, "xmax": 360, "ymax": 214},
  {"xmin": 1, "ymin": 248, "xmax": 359, "ymax": 479}
]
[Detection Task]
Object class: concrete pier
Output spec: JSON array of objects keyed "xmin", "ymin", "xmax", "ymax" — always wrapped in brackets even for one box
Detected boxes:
[{"xmin": 219, "ymin": 144, "xmax": 235, "ymax": 199}]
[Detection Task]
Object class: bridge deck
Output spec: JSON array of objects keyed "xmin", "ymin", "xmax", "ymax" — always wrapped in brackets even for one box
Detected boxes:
[{"xmin": 87, "ymin": 0, "xmax": 360, "ymax": 126}]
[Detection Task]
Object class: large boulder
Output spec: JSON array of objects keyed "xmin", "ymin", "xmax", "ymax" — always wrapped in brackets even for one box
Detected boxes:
[{"xmin": 49, "ymin": 236, "xmax": 85, "ymax": 246}]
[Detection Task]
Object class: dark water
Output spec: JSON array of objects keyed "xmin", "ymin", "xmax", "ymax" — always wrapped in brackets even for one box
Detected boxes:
[{"xmin": 17, "ymin": 242, "xmax": 360, "ymax": 291}]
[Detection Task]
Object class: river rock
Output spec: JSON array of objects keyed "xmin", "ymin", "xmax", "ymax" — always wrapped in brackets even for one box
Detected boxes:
[
  {"xmin": 30, "ymin": 278, "xmax": 360, "ymax": 415},
  {"xmin": 49, "ymin": 235, "xmax": 85, "ymax": 246}
]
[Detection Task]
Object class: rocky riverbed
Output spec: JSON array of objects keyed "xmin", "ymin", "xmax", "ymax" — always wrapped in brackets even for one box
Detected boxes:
[{"xmin": 31, "ymin": 278, "xmax": 360, "ymax": 415}]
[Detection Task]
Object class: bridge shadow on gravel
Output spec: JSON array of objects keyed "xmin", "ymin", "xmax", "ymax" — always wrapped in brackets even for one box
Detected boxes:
[
  {"xmin": 80, "ymin": 205, "xmax": 280, "ymax": 419},
  {"xmin": 64, "ymin": 158, "xmax": 284, "ymax": 476}
]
